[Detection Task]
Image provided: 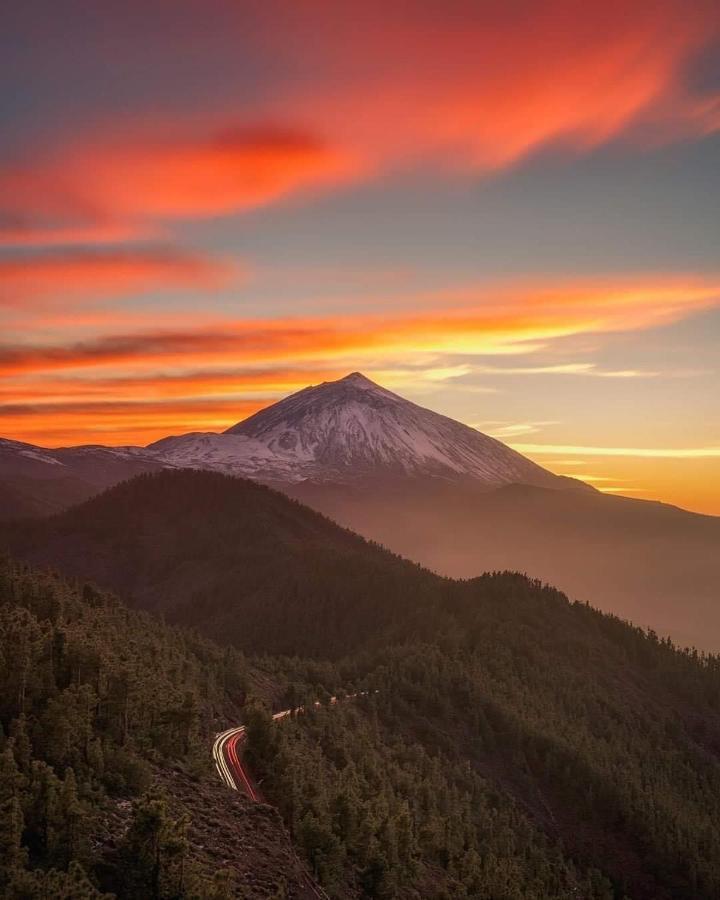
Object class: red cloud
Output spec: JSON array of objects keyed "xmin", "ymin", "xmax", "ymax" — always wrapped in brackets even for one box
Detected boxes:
[
  {"xmin": 58, "ymin": 126, "xmax": 359, "ymax": 220},
  {"xmin": 0, "ymin": 250, "xmax": 236, "ymax": 308},
  {"xmin": 0, "ymin": 125, "xmax": 361, "ymax": 246},
  {"xmin": 2, "ymin": 1, "xmax": 717, "ymax": 248},
  {"xmin": 271, "ymin": 0, "xmax": 720, "ymax": 170}
]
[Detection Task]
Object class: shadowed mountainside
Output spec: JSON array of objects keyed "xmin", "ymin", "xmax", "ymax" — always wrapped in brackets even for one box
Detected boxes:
[
  {"xmin": 286, "ymin": 476, "xmax": 720, "ymax": 650},
  {"xmin": 0, "ymin": 557, "xmax": 320, "ymax": 898},
  {"xmin": 1, "ymin": 469, "xmax": 443, "ymax": 658}
]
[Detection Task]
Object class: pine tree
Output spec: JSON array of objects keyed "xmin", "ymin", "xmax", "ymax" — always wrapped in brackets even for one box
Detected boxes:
[
  {"xmin": 118, "ymin": 792, "xmax": 166, "ymax": 898},
  {"xmin": 244, "ymin": 702, "xmax": 279, "ymax": 772},
  {"xmin": 9, "ymin": 715, "xmax": 32, "ymax": 775},
  {"xmin": 0, "ymin": 747, "xmax": 28, "ymax": 887},
  {"xmin": 53, "ymin": 767, "xmax": 87, "ymax": 868}
]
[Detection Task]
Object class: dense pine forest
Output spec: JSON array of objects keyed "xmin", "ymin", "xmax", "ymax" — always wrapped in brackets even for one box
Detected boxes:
[
  {"xmin": 0, "ymin": 558, "xmax": 318, "ymax": 898},
  {"xmin": 3, "ymin": 471, "xmax": 720, "ymax": 898},
  {"xmin": 249, "ymin": 579, "xmax": 720, "ymax": 899}
]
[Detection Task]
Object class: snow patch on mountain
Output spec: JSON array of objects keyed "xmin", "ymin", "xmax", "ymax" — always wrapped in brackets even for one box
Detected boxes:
[
  {"xmin": 0, "ymin": 437, "xmax": 169, "ymax": 481},
  {"xmin": 0, "ymin": 438, "xmax": 65, "ymax": 467},
  {"xmin": 148, "ymin": 372, "xmax": 566, "ymax": 489}
]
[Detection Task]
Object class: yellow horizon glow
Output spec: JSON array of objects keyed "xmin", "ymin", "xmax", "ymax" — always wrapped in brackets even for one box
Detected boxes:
[{"xmin": 512, "ymin": 443, "xmax": 720, "ymax": 459}]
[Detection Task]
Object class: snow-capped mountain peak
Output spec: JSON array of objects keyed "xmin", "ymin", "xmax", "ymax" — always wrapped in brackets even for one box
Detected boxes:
[{"xmin": 148, "ymin": 372, "xmax": 567, "ymax": 489}]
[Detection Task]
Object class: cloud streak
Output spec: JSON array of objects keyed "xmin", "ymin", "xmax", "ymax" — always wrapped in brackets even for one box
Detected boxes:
[
  {"xmin": 3, "ymin": 274, "xmax": 718, "ymax": 371},
  {"xmin": 2, "ymin": 273, "xmax": 719, "ymax": 444},
  {"xmin": 470, "ymin": 421, "xmax": 561, "ymax": 439},
  {"xmin": 2, "ymin": 1, "xmax": 718, "ymax": 247},
  {"xmin": 0, "ymin": 125, "xmax": 361, "ymax": 246},
  {"xmin": 513, "ymin": 443, "xmax": 720, "ymax": 459},
  {"xmin": 467, "ymin": 363, "xmax": 662, "ymax": 378},
  {"xmin": 0, "ymin": 398, "xmax": 266, "ymax": 447},
  {"xmin": 0, "ymin": 249, "xmax": 237, "ymax": 308}
]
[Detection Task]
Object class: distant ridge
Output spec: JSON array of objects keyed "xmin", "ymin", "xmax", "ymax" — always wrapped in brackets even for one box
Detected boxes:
[{"xmin": 0, "ymin": 437, "xmax": 166, "ymax": 519}]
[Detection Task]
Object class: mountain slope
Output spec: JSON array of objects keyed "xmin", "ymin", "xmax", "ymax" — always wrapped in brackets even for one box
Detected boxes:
[
  {"xmin": 0, "ymin": 437, "xmax": 167, "ymax": 520},
  {"xmin": 149, "ymin": 372, "xmax": 568, "ymax": 488},
  {"xmin": 141, "ymin": 372, "xmax": 720, "ymax": 648},
  {"xmin": 256, "ymin": 617, "xmax": 720, "ymax": 900},
  {"xmin": 287, "ymin": 477, "xmax": 720, "ymax": 650},
  {"xmin": 0, "ymin": 557, "xmax": 320, "ymax": 898},
  {"xmin": 1, "ymin": 469, "xmax": 444, "ymax": 657}
]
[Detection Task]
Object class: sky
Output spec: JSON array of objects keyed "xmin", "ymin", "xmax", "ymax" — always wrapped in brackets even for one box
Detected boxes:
[{"xmin": 1, "ymin": 0, "xmax": 719, "ymax": 514}]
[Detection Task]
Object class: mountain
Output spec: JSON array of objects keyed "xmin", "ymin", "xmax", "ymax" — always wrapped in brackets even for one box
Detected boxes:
[
  {"xmin": 148, "ymin": 372, "xmax": 571, "ymax": 489},
  {"xmin": 6, "ymin": 470, "xmax": 720, "ymax": 897},
  {"xmin": 0, "ymin": 437, "xmax": 167, "ymax": 519},
  {"xmin": 1, "ymin": 469, "xmax": 443, "ymax": 657}
]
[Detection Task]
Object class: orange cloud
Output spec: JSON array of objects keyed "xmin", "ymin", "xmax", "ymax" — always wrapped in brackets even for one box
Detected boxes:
[
  {"xmin": 2, "ymin": 274, "xmax": 719, "ymax": 445},
  {"xmin": 265, "ymin": 0, "xmax": 720, "ymax": 170},
  {"xmin": 2, "ymin": 2, "xmax": 717, "ymax": 249},
  {"xmin": 0, "ymin": 126, "xmax": 361, "ymax": 245},
  {"xmin": 0, "ymin": 250, "xmax": 236, "ymax": 308},
  {"xmin": 2, "ymin": 275, "xmax": 718, "ymax": 375},
  {"xmin": 0, "ymin": 366, "xmax": 348, "ymax": 403},
  {"xmin": 0, "ymin": 398, "xmax": 266, "ymax": 447},
  {"xmin": 0, "ymin": 367, "xmax": 345, "ymax": 444}
]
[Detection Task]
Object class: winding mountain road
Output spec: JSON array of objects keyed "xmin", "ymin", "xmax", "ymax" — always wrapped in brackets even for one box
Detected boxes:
[
  {"xmin": 212, "ymin": 724, "xmax": 258, "ymax": 799},
  {"xmin": 213, "ymin": 693, "xmax": 371, "ymax": 799},
  {"xmin": 212, "ymin": 707, "xmax": 299, "ymax": 799},
  {"xmin": 213, "ymin": 701, "xmax": 364, "ymax": 900}
]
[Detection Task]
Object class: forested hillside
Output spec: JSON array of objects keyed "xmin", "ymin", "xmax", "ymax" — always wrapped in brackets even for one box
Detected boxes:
[
  {"xmin": 0, "ymin": 558, "xmax": 317, "ymax": 898},
  {"xmin": 246, "ymin": 577, "xmax": 720, "ymax": 900},
  {"xmin": 5, "ymin": 470, "xmax": 720, "ymax": 899}
]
